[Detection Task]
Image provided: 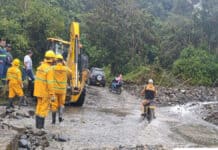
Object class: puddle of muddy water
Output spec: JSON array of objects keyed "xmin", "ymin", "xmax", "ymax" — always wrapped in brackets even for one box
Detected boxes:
[
  {"xmin": 157, "ymin": 101, "xmax": 218, "ymax": 148},
  {"xmin": 5, "ymin": 127, "xmax": 25, "ymax": 150},
  {"xmin": 98, "ymin": 108, "xmax": 131, "ymax": 117},
  {"xmin": 7, "ymin": 135, "xmax": 20, "ymax": 150}
]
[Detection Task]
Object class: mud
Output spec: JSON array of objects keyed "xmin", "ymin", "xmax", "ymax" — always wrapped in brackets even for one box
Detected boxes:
[
  {"xmin": 173, "ymin": 124, "xmax": 218, "ymax": 146},
  {"xmin": 195, "ymin": 102, "xmax": 218, "ymax": 126},
  {"xmin": 0, "ymin": 85, "xmax": 217, "ymax": 150}
]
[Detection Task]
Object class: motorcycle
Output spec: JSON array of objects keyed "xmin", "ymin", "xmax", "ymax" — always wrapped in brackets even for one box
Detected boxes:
[
  {"xmin": 109, "ymin": 81, "xmax": 122, "ymax": 95},
  {"xmin": 141, "ymin": 100, "xmax": 156, "ymax": 123}
]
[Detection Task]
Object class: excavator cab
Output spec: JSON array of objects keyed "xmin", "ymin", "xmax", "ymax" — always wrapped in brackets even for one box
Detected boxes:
[
  {"xmin": 47, "ymin": 22, "xmax": 89, "ymax": 106},
  {"xmin": 47, "ymin": 38, "xmax": 69, "ymax": 60}
]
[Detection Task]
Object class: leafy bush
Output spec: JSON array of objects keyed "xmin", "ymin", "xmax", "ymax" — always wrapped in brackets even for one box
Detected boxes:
[
  {"xmin": 173, "ymin": 46, "xmax": 218, "ymax": 86},
  {"xmin": 123, "ymin": 66, "xmax": 150, "ymax": 84}
]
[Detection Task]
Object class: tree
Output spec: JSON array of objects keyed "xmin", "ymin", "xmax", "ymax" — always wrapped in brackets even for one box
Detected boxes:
[
  {"xmin": 0, "ymin": 0, "xmax": 66, "ymax": 65},
  {"xmin": 159, "ymin": 15, "xmax": 194, "ymax": 68},
  {"xmin": 173, "ymin": 46, "xmax": 218, "ymax": 85},
  {"xmin": 84, "ymin": 0, "xmax": 157, "ymax": 74}
]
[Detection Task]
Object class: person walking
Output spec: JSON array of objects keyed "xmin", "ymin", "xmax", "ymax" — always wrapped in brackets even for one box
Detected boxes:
[
  {"xmin": 112, "ymin": 74, "xmax": 123, "ymax": 89},
  {"xmin": 34, "ymin": 50, "xmax": 56, "ymax": 129},
  {"xmin": 3, "ymin": 44, "xmax": 13, "ymax": 85},
  {"xmin": 51, "ymin": 54, "xmax": 72, "ymax": 124},
  {"xmin": 24, "ymin": 50, "xmax": 34, "ymax": 81},
  {"xmin": 6, "ymin": 58, "xmax": 25, "ymax": 109},
  {"xmin": 5, "ymin": 44, "xmax": 13, "ymax": 68},
  {"xmin": 0, "ymin": 39, "xmax": 7, "ymax": 84}
]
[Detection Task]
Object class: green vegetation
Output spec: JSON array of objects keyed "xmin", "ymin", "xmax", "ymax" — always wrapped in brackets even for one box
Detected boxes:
[
  {"xmin": 0, "ymin": 0, "xmax": 217, "ymax": 86},
  {"xmin": 123, "ymin": 66, "xmax": 150, "ymax": 84},
  {"xmin": 173, "ymin": 46, "xmax": 218, "ymax": 86}
]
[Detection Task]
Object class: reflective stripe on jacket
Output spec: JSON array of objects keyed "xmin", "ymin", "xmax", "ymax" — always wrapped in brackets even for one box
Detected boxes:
[
  {"xmin": 54, "ymin": 63, "xmax": 72, "ymax": 94},
  {"xmin": 6, "ymin": 66, "xmax": 22, "ymax": 85},
  {"xmin": 34, "ymin": 61, "xmax": 54, "ymax": 97}
]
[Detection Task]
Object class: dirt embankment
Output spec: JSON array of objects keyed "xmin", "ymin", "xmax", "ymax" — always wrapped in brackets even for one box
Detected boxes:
[{"xmin": 124, "ymin": 84, "xmax": 217, "ymax": 106}]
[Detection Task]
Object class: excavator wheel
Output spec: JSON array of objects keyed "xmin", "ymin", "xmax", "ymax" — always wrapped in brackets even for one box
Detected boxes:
[{"xmin": 71, "ymin": 88, "xmax": 86, "ymax": 107}]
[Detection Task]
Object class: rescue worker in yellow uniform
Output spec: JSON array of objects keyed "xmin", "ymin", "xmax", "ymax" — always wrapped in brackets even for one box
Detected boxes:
[
  {"xmin": 140, "ymin": 79, "xmax": 157, "ymax": 116},
  {"xmin": 51, "ymin": 54, "xmax": 72, "ymax": 124},
  {"xmin": 34, "ymin": 50, "xmax": 55, "ymax": 129},
  {"xmin": 6, "ymin": 58, "xmax": 25, "ymax": 109}
]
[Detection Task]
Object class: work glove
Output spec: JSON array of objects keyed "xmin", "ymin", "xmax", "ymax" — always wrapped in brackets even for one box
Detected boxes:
[
  {"xmin": 63, "ymin": 60, "xmax": 66, "ymax": 65},
  {"xmin": 50, "ymin": 95, "xmax": 56, "ymax": 102}
]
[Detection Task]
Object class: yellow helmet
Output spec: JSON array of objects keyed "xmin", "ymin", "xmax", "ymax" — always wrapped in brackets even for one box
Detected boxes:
[
  {"xmin": 56, "ymin": 54, "xmax": 63, "ymax": 60},
  {"xmin": 12, "ymin": 58, "xmax": 20, "ymax": 66},
  {"xmin": 45, "ymin": 50, "xmax": 55, "ymax": 63},
  {"xmin": 45, "ymin": 50, "xmax": 55, "ymax": 58}
]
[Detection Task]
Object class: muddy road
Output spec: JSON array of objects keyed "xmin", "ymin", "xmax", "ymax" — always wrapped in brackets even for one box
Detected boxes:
[{"xmin": 0, "ymin": 85, "xmax": 218, "ymax": 150}]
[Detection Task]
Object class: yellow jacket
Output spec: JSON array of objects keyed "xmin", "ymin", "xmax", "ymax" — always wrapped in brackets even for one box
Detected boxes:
[
  {"xmin": 54, "ymin": 63, "xmax": 72, "ymax": 94},
  {"xmin": 145, "ymin": 83, "xmax": 156, "ymax": 92},
  {"xmin": 34, "ymin": 61, "xmax": 54, "ymax": 97},
  {"xmin": 6, "ymin": 66, "xmax": 22, "ymax": 86}
]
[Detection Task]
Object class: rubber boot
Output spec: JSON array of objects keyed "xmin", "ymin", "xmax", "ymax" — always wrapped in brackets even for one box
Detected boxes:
[
  {"xmin": 41, "ymin": 117, "xmax": 45, "ymax": 129},
  {"xmin": 52, "ymin": 112, "xmax": 56, "ymax": 124},
  {"xmin": 19, "ymin": 96, "xmax": 27, "ymax": 108},
  {"xmin": 6, "ymin": 98, "xmax": 14, "ymax": 109},
  {"xmin": 140, "ymin": 105, "xmax": 146, "ymax": 116},
  {"xmin": 35, "ymin": 116, "xmax": 40, "ymax": 129},
  {"xmin": 36, "ymin": 116, "xmax": 45, "ymax": 129},
  {"xmin": 58, "ymin": 106, "xmax": 64, "ymax": 123},
  {"xmin": 154, "ymin": 111, "xmax": 156, "ymax": 119},
  {"xmin": 38, "ymin": 116, "xmax": 44, "ymax": 129}
]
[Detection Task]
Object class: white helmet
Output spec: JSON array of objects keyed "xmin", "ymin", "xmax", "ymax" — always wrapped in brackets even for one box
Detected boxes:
[{"xmin": 148, "ymin": 79, "xmax": 153, "ymax": 84}]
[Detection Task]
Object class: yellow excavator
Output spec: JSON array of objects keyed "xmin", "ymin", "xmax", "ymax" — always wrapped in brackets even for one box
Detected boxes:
[{"xmin": 47, "ymin": 22, "xmax": 89, "ymax": 106}]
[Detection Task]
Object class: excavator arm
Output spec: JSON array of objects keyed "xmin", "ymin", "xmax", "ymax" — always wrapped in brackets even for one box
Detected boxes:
[{"xmin": 47, "ymin": 21, "xmax": 89, "ymax": 106}]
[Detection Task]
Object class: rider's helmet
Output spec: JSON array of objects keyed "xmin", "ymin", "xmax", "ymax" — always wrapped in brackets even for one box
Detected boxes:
[{"xmin": 148, "ymin": 79, "xmax": 153, "ymax": 84}]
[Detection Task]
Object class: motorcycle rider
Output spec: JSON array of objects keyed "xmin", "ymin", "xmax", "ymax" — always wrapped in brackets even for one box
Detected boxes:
[
  {"xmin": 140, "ymin": 79, "xmax": 157, "ymax": 116},
  {"xmin": 112, "ymin": 74, "xmax": 123, "ymax": 89}
]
